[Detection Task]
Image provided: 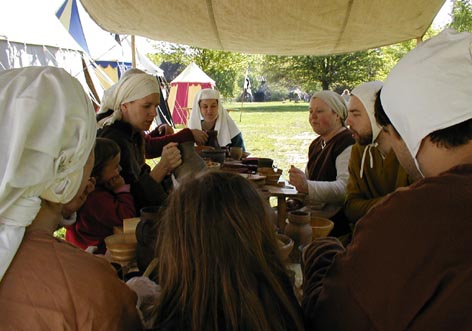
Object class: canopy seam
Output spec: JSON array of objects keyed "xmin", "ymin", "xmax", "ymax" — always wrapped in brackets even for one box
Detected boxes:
[
  {"xmin": 334, "ymin": 0, "xmax": 354, "ymax": 51},
  {"xmin": 205, "ymin": 0, "xmax": 224, "ymax": 49}
]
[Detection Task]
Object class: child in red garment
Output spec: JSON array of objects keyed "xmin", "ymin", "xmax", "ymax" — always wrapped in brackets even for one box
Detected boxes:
[{"xmin": 66, "ymin": 138, "xmax": 136, "ymax": 254}]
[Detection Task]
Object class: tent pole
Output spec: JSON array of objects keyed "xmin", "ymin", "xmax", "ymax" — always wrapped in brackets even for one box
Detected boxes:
[
  {"xmin": 415, "ymin": 35, "xmax": 424, "ymax": 46},
  {"xmin": 131, "ymin": 35, "xmax": 136, "ymax": 68}
]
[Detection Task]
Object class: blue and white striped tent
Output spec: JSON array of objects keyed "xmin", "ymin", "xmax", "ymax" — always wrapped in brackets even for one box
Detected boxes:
[{"xmin": 56, "ymin": 0, "xmax": 163, "ymax": 89}]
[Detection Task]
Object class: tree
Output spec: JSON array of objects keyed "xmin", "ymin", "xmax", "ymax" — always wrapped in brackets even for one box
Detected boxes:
[
  {"xmin": 448, "ymin": 0, "xmax": 472, "ymax": 32},
  {"xmin": 263, "ymin": 50, "xmax": 383, "ymax": 93}
]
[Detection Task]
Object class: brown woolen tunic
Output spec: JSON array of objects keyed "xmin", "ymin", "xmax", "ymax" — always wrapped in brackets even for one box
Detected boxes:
[
  {"xmin": 0, "ymin": 230, "xmax": 142, "ymax": 331},
  {"xmin": 302, "ymin": 164, "xmax": 472, "ymax": 330}
]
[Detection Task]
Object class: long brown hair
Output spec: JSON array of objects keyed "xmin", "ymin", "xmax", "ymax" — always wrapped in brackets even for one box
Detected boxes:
[{"xmin": 152, "ymin": 171, "xmax": 303, "ymax": 330}]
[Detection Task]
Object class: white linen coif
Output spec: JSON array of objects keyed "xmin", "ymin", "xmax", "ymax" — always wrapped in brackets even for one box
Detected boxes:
[
  {"xmin": 97, "ymin": 72, "xmax": 160, "ymax": 128},
  {"xmin": 188, "ymin": 88, "xmax": 241, "ymax": 147},
  {"xmin": 312, "ymin": 90, "xmax": 348, "ymax": 122},
  {"xmin": 0, "ymin": 67, "xmax": 97, "ymax": 281},
  {"xmin": 381, "ymin": 28, "xmax": 472, "ymax": 163},
  {"xmin": 350, "ymin": 81, "xmax": 383, "ymax": 178}
]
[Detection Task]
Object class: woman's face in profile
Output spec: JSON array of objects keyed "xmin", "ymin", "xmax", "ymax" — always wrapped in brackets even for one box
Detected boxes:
[
  {"xmin": 121, "ymin": 93, "xmax": 159, "ymax": 131},
  {"xmin": 199, "ymin": 99, "xmax": 219, "ymax": 123}
]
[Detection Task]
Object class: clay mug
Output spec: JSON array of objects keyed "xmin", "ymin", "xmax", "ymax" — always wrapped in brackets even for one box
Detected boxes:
[{"xmin": 230, "ymin": 146, "xmax": 243, "ymax": 160}]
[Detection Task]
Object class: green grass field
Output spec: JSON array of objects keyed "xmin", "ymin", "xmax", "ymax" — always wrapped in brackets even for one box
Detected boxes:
[{"xmin": 174, "ymin": 101, "xmax": 318, "ymax": 180}]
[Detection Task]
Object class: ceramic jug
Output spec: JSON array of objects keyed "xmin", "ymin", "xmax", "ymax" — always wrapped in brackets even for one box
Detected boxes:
[
  {"xmin": 174, "ymin": 141, "xmax": 207, "ymax": 180},
  {"xmin": 206, "ymin": 130, "xmax": 220, "ymax": 149},
  {"xmin": 136, "ymin": 206, "xmax": 160, "ymax": 273},
  {"xmin": 284, "ymin": 210, "xmax": 312, "ymax": 262}
]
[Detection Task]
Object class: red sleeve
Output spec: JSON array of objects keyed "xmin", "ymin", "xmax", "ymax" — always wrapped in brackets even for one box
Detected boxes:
[
  {"xmin": 80, "ymin": 189, "xmax": 136, "ymax": 229},
  {"xmin": 144, "ymin": 128, "xmax": 195, "ymax": 158}
]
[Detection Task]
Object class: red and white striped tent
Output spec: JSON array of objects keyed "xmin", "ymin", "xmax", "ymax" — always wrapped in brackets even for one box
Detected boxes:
[{"xmin": 167, "ymin": 62, "xmax": 215, "ymax": 125}]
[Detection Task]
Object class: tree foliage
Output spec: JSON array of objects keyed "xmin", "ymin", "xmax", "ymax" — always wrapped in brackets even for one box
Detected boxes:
[
  {"xmin": 448, "ymin": 0, "xmax": 472, "ymax": 32},
  {"xmin": 262, "ymin": 50, "xmax": 383, "ymax": 94}
]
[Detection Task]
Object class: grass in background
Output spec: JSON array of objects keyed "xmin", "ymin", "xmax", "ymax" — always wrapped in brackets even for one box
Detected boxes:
[{"xmin": 171, "ymin": 101, "xmax": 318, "ymax": 180}]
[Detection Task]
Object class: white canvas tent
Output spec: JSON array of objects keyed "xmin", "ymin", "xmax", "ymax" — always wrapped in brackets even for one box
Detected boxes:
[
  {"xmin": 167, "ymin": 62, "xmax": 216, "ymax": 125},
  {"xmin": 0, "ymin": 1, "xmax": 103, "ymax": 107},
  {"xmin": 81, "ymin": 0, "xmax": 446, "ymax": 56}
]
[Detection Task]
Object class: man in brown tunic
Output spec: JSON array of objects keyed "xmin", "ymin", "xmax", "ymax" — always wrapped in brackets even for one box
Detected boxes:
[{"xmin": 302, "ymin": 29, "xmax": 472, "ymax": 331}]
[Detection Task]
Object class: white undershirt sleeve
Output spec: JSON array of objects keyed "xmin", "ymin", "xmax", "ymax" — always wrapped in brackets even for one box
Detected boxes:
[{"xmin": 305, "ymin": 145, "xmax": 352, "ymax": 205}]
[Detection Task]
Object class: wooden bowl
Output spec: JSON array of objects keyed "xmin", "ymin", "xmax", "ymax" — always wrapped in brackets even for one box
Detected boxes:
[
  {"xmin": 105, "ymin": 233, "xmax": 137, "ymax": 264},
  {"xmin": 195, "ymin": 145, "xmax": 215, "ymax": 154},
  {"xmin": 201, "ymin": 150, "xmax": 226, "ymax": 164},
  {"xmin": 310, "ymin": 217, "xmax": 334, "ymax": 239},
  {"xmin": 258, "ymin": 168, "xmax": 282, "ymax": 185},
  {"xmin": 276, "ymin": 233, "xmax": 294, "ymax": 261},
  {"xmin": 205, "ymin": 160, "xmax": 221, "ymax": 171}
]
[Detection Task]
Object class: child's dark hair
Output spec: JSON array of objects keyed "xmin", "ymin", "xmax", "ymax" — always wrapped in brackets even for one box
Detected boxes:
[{"xmin": 92, "ymin": 138, "xmax": 120, "ymax": 178}]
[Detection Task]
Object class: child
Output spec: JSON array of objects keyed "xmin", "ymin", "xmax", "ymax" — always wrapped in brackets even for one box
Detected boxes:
[{"xmin": 66, "ymin": 138, "xmax": 136, "ymax": 254}]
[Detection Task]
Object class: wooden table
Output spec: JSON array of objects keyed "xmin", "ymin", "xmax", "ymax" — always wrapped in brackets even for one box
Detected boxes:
[{"xmin": 260, "ymin": 183, "xmax": 305, "ymax": 232}]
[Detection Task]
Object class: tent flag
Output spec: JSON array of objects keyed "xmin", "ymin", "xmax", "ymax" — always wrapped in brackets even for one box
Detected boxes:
[
  {"xmin": 114, "ymin": 34, "xmax": 122, "ymax": 46},
  {"xmin": 56, "ymin": 0, "xmax": 90, "ymax": 55},
  {"xmin": 243, "ymin": 68, "xmax": 250, "ymax": 90}
]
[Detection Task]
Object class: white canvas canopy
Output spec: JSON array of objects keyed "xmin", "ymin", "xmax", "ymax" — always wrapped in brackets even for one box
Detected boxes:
[{"xmin": 80, "ymin": 0, "xmax": 446, "ymax": 56}]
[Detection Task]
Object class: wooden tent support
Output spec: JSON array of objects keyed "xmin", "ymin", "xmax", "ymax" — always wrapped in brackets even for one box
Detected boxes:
[
  {"xmin": 416, "ymin": 35, "xmax": 424, "ymax": 46},
  {"xmin": 131, "ymin": 35, "xmax": 136, "ymax": 68}
]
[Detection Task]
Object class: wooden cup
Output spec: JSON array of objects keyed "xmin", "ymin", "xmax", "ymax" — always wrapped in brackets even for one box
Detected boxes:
[{"xmin": 230, "ymin": 147, "xmax": 243, "ymax": 160}]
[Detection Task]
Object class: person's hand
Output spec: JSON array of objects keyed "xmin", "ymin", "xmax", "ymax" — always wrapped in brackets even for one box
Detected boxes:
[
  {"xmin": 62, "ymin": 177, "xmax": 96, "ymax": 218},
  {"xmin": 159, "ymin": 142, "xmax": 182, "ymax": 173},
  {"xmin": 104, "ymin": 174, "xmax": 126, "ymax": 192},
  {"xmin": 158, "ymin": 124, "xmax": 174, "ymax": 136},
  {"xmin": 191, "ymin": 129, "xmax": 208, "ymax": 146},
  {"xmin": 126, "ymin": 276, "xmax": 161, "ymax": 307},
  {"xmin": 288, "ymin": 165, "xmax": 308, "ymax": 194}
]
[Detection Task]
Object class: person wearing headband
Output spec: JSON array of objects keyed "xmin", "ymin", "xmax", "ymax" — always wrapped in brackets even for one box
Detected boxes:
[
  {"xmin": 97, "ymin": 72, "xmax": 186, "ymax": 211},
  {"xmin": 0, "ymin": 67, "xmax": 142, "ymax": 330},
  {"xmin": 344, "ymin": 81, "xmax": 411, "ymax": 225},
  {"xmin": 302, "ymin": 29, "xmax": 472, "ymax": 330},
  {"xmin": 288, "ymin": 90, "xmax": 355, "ymax": 237},
  {"xmin": 188, "ymin": 88, "xmax": 246, "ymax": 150}
]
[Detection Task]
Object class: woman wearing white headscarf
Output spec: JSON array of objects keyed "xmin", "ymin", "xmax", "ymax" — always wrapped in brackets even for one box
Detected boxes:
[
  {"xmin": 288, "ymin": 91, "xmax": 355, "ymax": 237},
  {"xmin": 0, "ymin": 67, "xmax": 142, "ymax": 330},
  {"xmin": 188, "ymin": 88, "xmax": 246, "ymax": 150},
  {"xmin": 97, "ymin": 72, "xmax": 183, "ymax": 211}
]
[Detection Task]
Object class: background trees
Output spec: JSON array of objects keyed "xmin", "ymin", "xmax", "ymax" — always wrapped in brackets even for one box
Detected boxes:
[
  {"xmin": 448, "ymin": 0, "xmax": 472, "ymax": 32},
  {"xmin": 263, "ymin": 50, "xmax": 383, "ymax": 94}
]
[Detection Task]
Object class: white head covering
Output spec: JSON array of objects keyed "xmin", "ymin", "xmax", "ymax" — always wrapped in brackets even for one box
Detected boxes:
[
  {"xmin": 312, "ymin": 90, "xmax": 348, "ymax": 123},
  {"xmin": 382, "ymin": 29, "xmax": 472, "ymax": 165},
  {"xmin": 188, "ymin": 88, "xmax": 241, "ymax": 147},
  {"xmin": 0, "ymin": 67, "xmax": 96, "ymax": 281},
  {"xmin": 97, "ymin": 72, "xmax": 160, "ymax": 128},
  {"xmin": 350, "ymin": 81, "xmax": 384, "ymax": 178}
]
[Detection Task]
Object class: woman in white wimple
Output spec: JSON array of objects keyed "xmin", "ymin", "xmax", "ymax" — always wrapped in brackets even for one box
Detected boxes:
[{"xmin": 188, "ymin": 88, "xmax": 246, "ymax": 151}]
